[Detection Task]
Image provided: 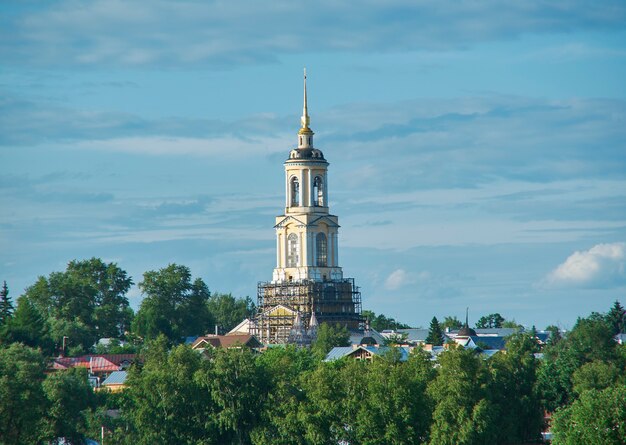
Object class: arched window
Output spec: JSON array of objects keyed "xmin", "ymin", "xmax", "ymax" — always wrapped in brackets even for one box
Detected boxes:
[
  {"xmin": 313, "ymin": 176, "xmax": 324, "ymax": 206},
  {"xmin": 287, "ymin": 233, "xmax": 299, "ymax": 267},
  {"xmin": 316, "ymin": 233, "xmax": 327, "ymax": 267},
  {"xmin": 290, "ymin": 177, "xmax": 299, "ymax": 207}
]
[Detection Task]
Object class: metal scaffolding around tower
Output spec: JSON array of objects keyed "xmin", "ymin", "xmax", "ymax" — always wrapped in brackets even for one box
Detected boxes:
[{"xmin": 252, "ymin": 278, "xmax": 363, "ymax": 344}]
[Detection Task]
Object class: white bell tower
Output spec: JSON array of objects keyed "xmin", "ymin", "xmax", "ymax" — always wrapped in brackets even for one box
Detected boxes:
[{"xmin": 272, "ymin": 69, "xmax": 343, "ymax": 283}]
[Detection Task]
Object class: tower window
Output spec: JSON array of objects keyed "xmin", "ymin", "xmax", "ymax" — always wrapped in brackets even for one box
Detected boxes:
[
  {"xmin": 316, "ymin": 233, "xmax": 327, "ymax": 267},
  {"xmin": 290, "ymin": 177, "xmax": 299, "ymax": 206},
  {"xmin": 287, "ymin": 233, "xmax": 299, "ymax": 267},
  {"xmin": 313, "ymin": 176, "xmax": 324, "ymax": 206}
]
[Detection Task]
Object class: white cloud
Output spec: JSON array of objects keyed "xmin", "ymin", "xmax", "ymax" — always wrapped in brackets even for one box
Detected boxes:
[
  {"xmin": 544, "ymin": 242, "xmax": 626, "ymax": 288},
  {"xmin": 385, "ymin": 268, "xmax": 413, "ymax": 290}
]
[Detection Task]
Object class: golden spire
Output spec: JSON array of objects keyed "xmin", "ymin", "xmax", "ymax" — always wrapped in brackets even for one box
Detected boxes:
[{"xmin": 299, "ymin": 68, "xmax": 312, "ymax": 135}]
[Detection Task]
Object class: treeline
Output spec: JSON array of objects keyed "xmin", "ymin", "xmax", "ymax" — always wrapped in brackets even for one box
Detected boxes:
[
  {"xmin": 0, "ymin": 259, "xmax": 255, "ymax": 356},
  {"xmin": 1, "ymin": 304, "xmax": 624, "ymax": 444}
]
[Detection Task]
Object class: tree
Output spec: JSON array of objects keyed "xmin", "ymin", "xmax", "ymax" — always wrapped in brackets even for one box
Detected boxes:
[
  {"xmin": 20, "ymin": 259, "xmax": 133, "ymax": 351},
  {"xmin": 133, "ymin": 264, "xmax": 212, "ymax": 342},
  {"xmin": 362, "ymin": 309, "xmax": 411, "ymax": 331},
  {"xmin": 487, "ymin": 333, "xmax": 543, "ymax": 443},
  {"xmin": 551, "ymin": 384, "xmax": 626, "ymax": 445},
  {"xmin": 428, "ymin": 347, "xmax": 498, "ymax": 445},
  {"xmin": 207, "ymin": 293, "xmax": 255, "ymax": 333},
  {"xmin": 355, "ymin": 349, "xmax": 434, "ymax": 445},
  {"xmin": 0, "ymin": 344, "xmax": 48, "ymax": 444},
  {"xmin": 425, "ymin": 317, "xmax": 444, "ymax": 346},
  {"xmin": 475, "ymin": 313, "xmax": 505, "ymax": 329},
  {"xmin": 4, "ymin": 296, "xmax": 53, "ymax": 353},
  {"xmin": 311, "ymin": 322, "xmax": 350, "ymax": 359},
  {"xmin": 207, "ymin": 348, "xmax": 268, "ymax": 445},
  {"xmin": 537, "ymin": 315, "xmax": 618, "ymax": 411},
  {"xmin": 545, "ymin": 324, "xmax": 562, "ymax": 344},
  {"xmin": 606, "ymin": 300, "xmax": 626, "ymax": 335},
  {"xmin": 571, "ymin": 360, "xmax": 621, "ymax": 395},
  {"xmin": 42, "ymin": 367, "xmax": 95, "ymax": 444},
  {"xmin": 441, "ymin": 315, "xmax": 462, "ymax": 330},
  {"xmin": 125, "ymin": 336, "xmax": 218, "ymax": 444},
  {"xmin": 0, "ymin": 281, "xmax": 14, "ymax": 327}
]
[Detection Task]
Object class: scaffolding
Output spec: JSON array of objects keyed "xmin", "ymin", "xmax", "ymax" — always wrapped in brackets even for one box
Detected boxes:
[{"xmin": 252, "ymin": 278, "xmax": 363, "ymax": 344}]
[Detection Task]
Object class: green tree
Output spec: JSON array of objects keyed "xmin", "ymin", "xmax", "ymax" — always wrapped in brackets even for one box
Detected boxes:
[
  {"xmin": 475, "ymin": 313, "xmax": 505, "ymax": 329},
  {"xmin": 428, "ymin": 346, "xmax": 497, "ymax": 445},
  {"xmin": 0, "ymin": 343, "xmax": 48, "ymax": 444},
  {"xmin": 126, "ymin": 336, "xmax": 217, "ymax": 444},
  {"xmin": 355, "ymin": 349, "xmax": 434, "ymax": 445},
  {"xmin": 362, "ymin": 309, "xmax": 411, "ymax": 330},
  {"xmin": 5, "ymin": 296, "xmax": 53, "ymax": 353},
  {"xmin": 133, "ymin": 264, "xmax": 212, "ymax": 342},
  {"xmin": 537, "ymin": 315, "xmax": 618, "ymax": 411},
  {"xmin": 42, "ymin": 367, "xmax": 95, "ymax": 443},
  {"xmin": 206, "ymin": 348, "xmax": 268, "ymax": 445},
  {"xmin": 571, "ymin": 360, "xmax": 622, "ymax": 395},
  {"xmin": 606, "ymin": 300, "xmax": 625, "ymax": 335},
  {"xmin": 251, "ymin": 346, "xmax": 316, "ymax": 445},
  {"xmin": 551, "ymin": 384, "xmax": 626, "ymax": 445},
  {"xmin": 545, "ymin": 324, "xmax": 562, "ymax": 344},
  {"xmin": 425, "ymin": 316, "xmax": 444, "ymax": 346},
  {"xmin": 0, "ymin": 281, "xmax": 14, "ymax": 327},
  {"xmin": 311, "ymin": 322, "xmax": 350, "ymax": 359},
  {"xmin": 207, "ymin": 293, "xmax": 255, "ymax": 333},
  {"xmin": 487, "ymin": 333, "xmax": 542, "ymax": 443},
  {"xmin": 442, "ymin": 315, "xmax": 462, "ymax": 330}
]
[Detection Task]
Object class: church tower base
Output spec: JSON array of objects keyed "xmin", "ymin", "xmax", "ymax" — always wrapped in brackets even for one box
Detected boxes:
[{"xmin": 253, "ymin": 278, "xmax": 363, "ymax": 345}]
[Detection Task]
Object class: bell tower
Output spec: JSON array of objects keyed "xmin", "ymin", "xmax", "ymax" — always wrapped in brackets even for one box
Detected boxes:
[
  {"xmin": 273, "ymin": 69, "xmax": 343, "ymax": 283},
  {"xmin": 253, "ymin": 70, "xmax": 362, "ymax": 344}
]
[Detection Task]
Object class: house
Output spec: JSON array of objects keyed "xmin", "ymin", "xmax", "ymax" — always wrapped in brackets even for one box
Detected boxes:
[
  {"xmin": 190, "ymin": 334, "xmax": 262, "ymax": 351},
  {"xmin": 325, "ymin": 345, "xmax": 412, "ymax": 362},
  {"xmin": 51, "ymin": 354, "xmax": 139, "ymax": 388},
  {"xmin": 99, "ymin": 370, "xmax": 128, "ymax": 393}
]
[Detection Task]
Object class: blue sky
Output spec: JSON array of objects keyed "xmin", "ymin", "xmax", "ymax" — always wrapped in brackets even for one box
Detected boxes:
[{"xmin": 1, "ymin": 0, "xmax": 625, "ymax": 329}]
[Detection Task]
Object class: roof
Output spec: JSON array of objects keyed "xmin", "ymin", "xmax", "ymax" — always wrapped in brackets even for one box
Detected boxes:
[
  {"xmin": 52, "ymin": 354, "xmax": 138, "ymax": 373},
  {"xmin": 101, "ymin": 370, "xmax": 128, "ymax": 386},
  {"xmin": 191, "ymin": 334, "xmax": 261, "ymax": 350},
  {"xmin": 397, "ymin": 328, "xmax": 430, "ymax": 343},
  {"xmin": 324, "ymin": 345, "xmax": 411, "ymax": 362},
  {"xmin": 467, "ymin": 336, "xmax": 507, "ymax": 350},
  {"xmin": 349, "ymin": 328, "xmax": 386, "ymax": 346}
]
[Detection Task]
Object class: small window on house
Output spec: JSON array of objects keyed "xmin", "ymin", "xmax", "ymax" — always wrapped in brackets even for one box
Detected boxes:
[
  {"xmin": 316, "ymin": 233, "xmax": 327, "ymax": 267},
  {"xmin": 291, "ymin": 177, "xmax": 299, "ymax": 206}
]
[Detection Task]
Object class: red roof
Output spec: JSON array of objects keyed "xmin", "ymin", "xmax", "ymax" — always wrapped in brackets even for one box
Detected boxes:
[{"xmin": 52, "ymin": 354, "xmax": 138, "ymax": 373}]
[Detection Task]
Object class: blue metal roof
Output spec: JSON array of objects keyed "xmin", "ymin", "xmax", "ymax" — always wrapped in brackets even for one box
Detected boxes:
[{"xmin": 102, "ymin": 370, "xmax": 128, "ymax": 386}]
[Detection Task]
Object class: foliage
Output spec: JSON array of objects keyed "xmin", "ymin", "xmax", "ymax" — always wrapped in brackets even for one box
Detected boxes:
[
  {"xmin": 428, "ymin": 346, "xmax": 498, "ymax": 445},
  {"xmin": 18, "ymin": 258, "xmax": 133, "ymax": 353},
  {"xmin": 207, "ymin": 348, "xmax": 268, "ymax": 445},
  {"xmin": 442, "ymin": 315, "xmax": 462, "ymax": 330},
  {"xmin": 125, "ymin": 336, "xmax": 218, "ymax": 444},
  {"xmin": 571, "ymin": 360, "xmax": 622, "ymax": 395},
  {"xmin": 207, "ymin": 292, "xmax": 255, "ymax": 333},
  {"xmin": 606, "ymin": 300, "xmax": 625, "ymax": 335},
  {"xmin": 311, "ymin": 322, "xmax": 349, "ymax": 359},
  {"xmin": 42, "ymin": 367, "xmax": 95, "ymax": 443},
  {"xmin": 551, "ymin": 384, "xmax": 626, "ymax": 445},
  {"xmin": 537, "ymin": 314, "xmax": 619, "ymax": 411},
  {"xmin": 3, "ymin": 296, "xmax": 54, "ymax": 354},
  {"xmin": 133, "ymin": 264, "xmax": 212, "ymax": 342},
  {"xmin": 0, "ymin": 343, "xmax": 48, "ymax": 444},
  {"xmin": 0, "ymin": 281, "xmax": 14, "ymax": 328},
  {"xmin": 475, "ymin": 313, "xmax": 505, "ymax": 329},
  {"xmin": 362, "ymin": 309, "xmax": 412, "ymax": 330},
  {"xmin": 487, "ymin": 333, "xmax": 542, "ymax": 443},
  {"xmin": 425, "ymin": 316, "xmax": 444, "ymax": 346}
]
